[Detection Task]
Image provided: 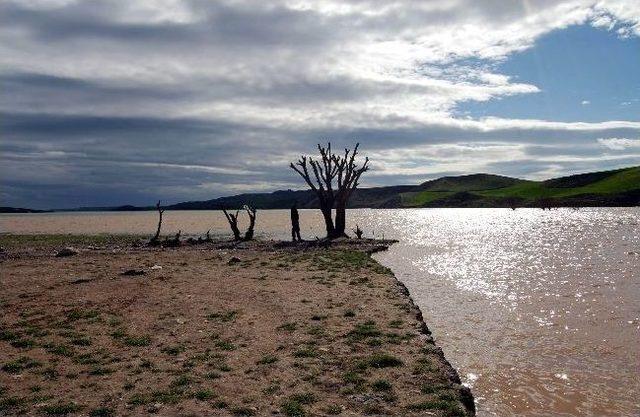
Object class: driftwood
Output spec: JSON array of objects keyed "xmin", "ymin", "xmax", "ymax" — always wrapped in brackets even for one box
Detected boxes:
[
  {"xmin": 150, "ymin": 200, "xmax": 165, "ymax": 244},
  {"xmin": 290, "ymin": 143, "xmax": 368, "ymax": 239},
  {"xmin": 162, "ymin": 230, "xmax": 181, "ymax": 247}
]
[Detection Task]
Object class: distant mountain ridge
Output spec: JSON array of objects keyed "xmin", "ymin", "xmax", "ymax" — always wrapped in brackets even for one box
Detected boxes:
[{"xmin": 2, "ymin": 166, "xmax": 638, "ymax": 213}]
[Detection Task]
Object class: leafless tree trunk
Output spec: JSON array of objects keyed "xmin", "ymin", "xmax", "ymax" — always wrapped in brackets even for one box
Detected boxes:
[
  {"xmin": 333, "ymin": 143, "xmax": 369, "ymax": 237},
  {"xmin": 222, "ymin": 208, "xmax": 242, "ymax": 241},
  {"xmin": 352, "ymin": 224, "xmax": 364, "ymax": 239},
  {"xmin": 290, "ymin": 143, "xmax": 368, "ymax": 239},
  {"xmin": 151, "ymin": 200, "xmax": 165, "ymax": 243},
  {"xmin": 243, "ymin": 205, "xmax": 257, "ymax": 241}
]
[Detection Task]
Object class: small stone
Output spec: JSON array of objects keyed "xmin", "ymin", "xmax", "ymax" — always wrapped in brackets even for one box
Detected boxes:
[
  {"xmin": 55, "ymin": 247, "xmax": 78, "ymax": 257},
  {"xmin": 228, "ymin": 256, "xmax": 242, "ymax": 265},
  {"xmin": 121, "ymin": 269, "xmax": 145, "ymax": 276},
  {"xmin": 150, "ymin": 265, "xmax": 163, "ymax": 270}
]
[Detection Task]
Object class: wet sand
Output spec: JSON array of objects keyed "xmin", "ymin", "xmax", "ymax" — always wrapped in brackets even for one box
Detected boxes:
[{"xmin": 0, "ymin": 235, "xmax": 474, "ymax": 416}]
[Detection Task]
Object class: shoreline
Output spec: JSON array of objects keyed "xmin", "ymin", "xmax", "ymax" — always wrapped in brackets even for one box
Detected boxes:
[{"xmin": 1, "ymin": 234, "xmax": 475, "ymax": 416}]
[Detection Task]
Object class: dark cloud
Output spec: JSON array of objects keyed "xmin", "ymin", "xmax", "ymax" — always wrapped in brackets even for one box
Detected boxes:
[{"xmin": 0, "ymin": 0, "xmax": 639, "ymax": 208}]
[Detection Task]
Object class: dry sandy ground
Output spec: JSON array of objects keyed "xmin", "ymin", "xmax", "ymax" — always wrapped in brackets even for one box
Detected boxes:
[{"xmin": 0, "ymin": 236, "xmax": 474, "ymax": 417}]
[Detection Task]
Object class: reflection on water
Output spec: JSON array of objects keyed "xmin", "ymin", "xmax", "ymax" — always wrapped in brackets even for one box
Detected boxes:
[{"xmin": 2, "ymin": 208, "xmax": 639, "ymax": 416}]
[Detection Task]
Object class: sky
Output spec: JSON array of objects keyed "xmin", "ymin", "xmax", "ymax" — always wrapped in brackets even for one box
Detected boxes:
[{"xmin": 1, "ymin": 0, "xmax": 639, "ymax": 209}]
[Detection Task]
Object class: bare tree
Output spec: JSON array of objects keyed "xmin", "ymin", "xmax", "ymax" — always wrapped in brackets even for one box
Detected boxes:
[
  {"xmin": 243, "ymin": 205, "xmax": 257, "ymax": 241},
  {"xmin": 151, "ymin": 200, "xmax": 165, "ymax": 243},
  {"xmin": 222, "ymin": 206, "xmax": 258, "ymax": 241},
  {"xmin": 352, "ymin": 224, "xmax": 364, "ymax": 239},
  {"xmin": 504, "ymin": 197, "xmax": 519, "ymax": 211},
  {"xmin": 290, "ymin": 143, "xmax": 369, "ymax": 239},
  {"xmin": 222, "ymin": 208, "xmax": 242, "ymax": 241}
]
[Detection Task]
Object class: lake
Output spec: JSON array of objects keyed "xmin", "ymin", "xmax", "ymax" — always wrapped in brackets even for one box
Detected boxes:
[{"xmin": 2, "ymin": 208, "xmax": 639, "ymax": 416}]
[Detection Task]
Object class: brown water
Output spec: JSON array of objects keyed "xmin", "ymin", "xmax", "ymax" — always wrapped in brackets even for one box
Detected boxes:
[{"xmin": 2, "ymin": 208, "xmax": 639, "ymax": 416}]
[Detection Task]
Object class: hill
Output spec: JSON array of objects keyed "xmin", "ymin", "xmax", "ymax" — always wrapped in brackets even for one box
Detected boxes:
[
  {"xmin": 0, "ymin": 207, "xmax": 50, "ymax": 213},
  {"xmin": 5, "ymin": 166, "xmax": 638, "ymax": 212},
  {"xmin": 164, "ymin": 166, "xmax": 638, "ymax": 210},
  {"xmin": 399, "ymin": 166, "xmax": 639, "ymax": 208}
]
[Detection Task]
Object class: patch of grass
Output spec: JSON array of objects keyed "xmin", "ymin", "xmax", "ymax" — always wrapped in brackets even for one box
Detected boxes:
[
  {"xmin": 123, "ymin": 335, "xmax": 151, "ymax": 347},
  {"xmin": 290, "ymin": 393, "xmax": 315, "ymax": 405},
  {"xmin": 277, "ymin": 322, "xmax": 297, "ymax": 332},
  {"xmin": 388, "ymin": 320, "xmax": 403, "ymax": 328},
  {"xmin": 262, "ymin": 384, "xmax": 281, "ymax": 395},
  {"xmin": 358, "ymin": 353, "xmax": 403, "ymax": 369},
  {"xmin": 73, "ymin": 353, "xmax": 99, "ymax": 365},
  {"xmin": 420, "ymin": 383, "xmax": 449, "ymax": 395},
  {"xmin": 281, "ymin": 393, "xmax": 316, "ymax": 417},
  {"xmin": 215, "ymin": 340, "xmax": 236, "ymax": 351},
  {"xmin": 230, "ymin": 406, "xmax": 255, "ymax": 416},
  {"xmin": 306, "ymin": 325, "xmax": 324, "ymax": 336},
  {"xmin": 343, "ymin": 310, "xmax": 356, "ymax": 318},
  {"xmin": 151, "ymin": 390, "xmax": 183, "ymax": 404},
  {"xmin": 371, "ymin": 379, "xmax": 392, "ymax": 391},
  {"xmin": 257, "ymin": 355, "xmax": 278, "ymax": 365},
  {"xmin": 343, "ymin": 371, "xmax": 365, "ymax": 386},
  {"xmin": 347, "ymin": 321, "xmax": 382, "ymax": 341},
  {"xmin": 293, "ymin": 346, "xmax": 318, "ymax": 358},
  {"xmin": 193, "ymin": 389, "xmax": 215, "ymax": 400},
  {"xmin": 40, "ymin": 367, "xmax": 59, "ymax": 380},
  {"xmin": 407, "ymin": 399, "xmax": 465, "ymax": 416},
  {"xmin": 110, "ymin": 328, "xmax": 126, "ymax": 339},
  {"xmin": 0, "ymin": 396, "xmax": 28, "ymax": 411},
  {"xmin": 171, "ymin": 374, "xmax": 192, "ymax": 388},
  {"xmin": 43, "ymin": 402, "xmax": 82, "ymax": 415},
  {"xmin": 366, "ymin": 338, "xmax": 383, "ymax": 346},
  {"xmin": 71, "ymin": 337, "xmax": 92, "ymax": 346},
  {"xmin": 89, "ymin": 407, "xmax": 115, "ymax": 417},
  {"xmin": 127, "ymin": 393, "xmax": 148, "ymax": 406},
  {"xmin": 324, "ymin": 404, "xmax": 343, "ymax": 415},
  {"xmin": 281, "ymin": 399, "xmax": 305, "ymax": 417},
  {"xmin": 162, "ymin": 345, "xmax": 185, "ymax": 356},
  {"xmin": 128, "ymin": 390, "xmax": 184, "ymax": 406},
  {"xmin": 10, "ymin": 338, "xmax": 36, "ymax": 349},
  {"xmin": 213, "ymin": 400, "xmax": 228, "ymax": 408},
  {"xmin": 2, "ymin": 356, "xmax": 41, "ymax": 373},
  {"xmin": 46, "ymin": 344, "xmax": 75, "ymax": 357},
  {"xmin": 413, "ymin": 357, "xmax": 436, "ymax": 374},
  {"xmin": 206, "ymin": 310, "xmax": 238, "ymax": 322},
  {"xmin": 0, "ymin": 329, "xmax": 20, "ymax": 341},
  {"xmin": 66, "ymin": 309, "xmax": 100, "ymax": 321},
  {"xmin": 88, "ymin": 366, "xmax": 113, "ymax": 376}
]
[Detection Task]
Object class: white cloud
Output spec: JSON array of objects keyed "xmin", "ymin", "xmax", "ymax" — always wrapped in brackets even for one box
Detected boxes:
[
  {"xmin": 581, "ymin": 100, "xmax": 591, "ymax": 105},
  {"xmin": 597, "ymin": 137, "xmax": 640, "ymax": 150}
]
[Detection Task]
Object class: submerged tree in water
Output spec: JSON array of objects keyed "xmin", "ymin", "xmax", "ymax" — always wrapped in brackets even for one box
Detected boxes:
[
  {"xmin": 243, "ymin": 205, "xmax": 257, "ymax": 241},
  {"xmin": 290, "ymin": 143, "xmax": 369, "ymax": 239},
  {"xmin": 222, "ymin": 208, "xmax": 242, "ymax": 241},
  {"xmin": 222, "ymin": 206, "xmax": 258, "ymax": 241},
  {"xmin": 150, "ymin": 200, "xmax": 165, "ymax": 244}
]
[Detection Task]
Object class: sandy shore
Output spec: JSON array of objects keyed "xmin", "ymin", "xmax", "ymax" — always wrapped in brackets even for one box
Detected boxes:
[{"xmin": 0, "ymin": 235, "xmax": 474, "ymax": 416}]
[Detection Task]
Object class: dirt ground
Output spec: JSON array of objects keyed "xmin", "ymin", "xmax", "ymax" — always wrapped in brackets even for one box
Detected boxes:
[{"xmin": 0, "ymin": 235, "xmax": 474, "ymax": 416}]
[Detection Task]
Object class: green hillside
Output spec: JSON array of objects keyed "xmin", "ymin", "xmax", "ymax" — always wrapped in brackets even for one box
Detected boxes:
[
  {"xmin": 11, "ymin": 165, "xmax": 635, "ymax": 213},
  {"xmin": 400, "ymin": 166, "xmax": 640, "ymax": 208}
]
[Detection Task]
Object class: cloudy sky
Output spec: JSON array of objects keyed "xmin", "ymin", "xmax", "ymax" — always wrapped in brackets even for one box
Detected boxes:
[{"xmin": 1, "ymin": 0, "xmax": 639, "ymax": 209}]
